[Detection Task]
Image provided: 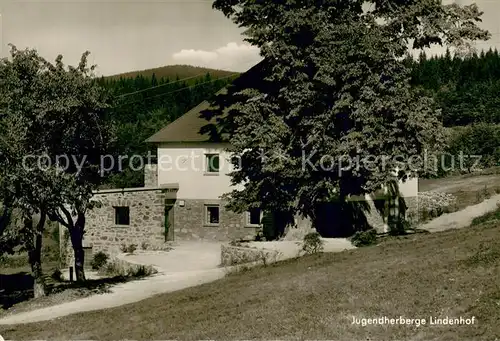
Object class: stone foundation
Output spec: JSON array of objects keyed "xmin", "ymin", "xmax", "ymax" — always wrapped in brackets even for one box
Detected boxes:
[{"xmin": 171, "ymin": 199, "xmax": 259, "ymax": 241}]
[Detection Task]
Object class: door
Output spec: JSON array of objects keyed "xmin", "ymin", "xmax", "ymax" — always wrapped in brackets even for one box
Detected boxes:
[{"xmin": 164, "ymin": 205, "xmax": 174, "ymax": 241}]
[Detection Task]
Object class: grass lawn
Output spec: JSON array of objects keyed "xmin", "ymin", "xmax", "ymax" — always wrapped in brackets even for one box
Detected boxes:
[{"xmin": 3, "ymin": 210, "xmax": 500, "ymax": 340}]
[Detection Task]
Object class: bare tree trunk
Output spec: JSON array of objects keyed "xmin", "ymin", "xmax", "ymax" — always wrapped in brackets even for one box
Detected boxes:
[
  {"xmin": 69, "ymin": 211, "xmax": 86, "ymax": 282},
  {"xmin": 26, "ymin": 214, "xmax": 47, "ymax": 298}
]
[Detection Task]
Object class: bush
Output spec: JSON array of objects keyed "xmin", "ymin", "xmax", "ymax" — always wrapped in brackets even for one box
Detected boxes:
[
  {"xmin": 127, "ymin": 244, "xmax": 137, "ymax": 254},
  {"xmin": 351, "ymin": 229, "xmax": 378, "ymax": 247},
  {"xmin": 51, "ymin": 268, "xmax": 63, "ymax": 282},
  {"xmin": 418, "ymin": 191, "xmax": 457, "ymax": 222},
  {"xmin": 91, "ymin": 251, "xmax": 109, "ymax": 270},
  {"xmin": 99, "ymin": 259, "xmax": 157, "ymax": 278},
  {"xmin": 301, "ymin": 232, "xmax": 324, "ymax": 254},
  {"xmin": 446, "ymin": 123, "xmax": 500, "ymax": 174},
  {"xmin": 120, "ymin": 244, "xmax": 137, "ymax": 254}
]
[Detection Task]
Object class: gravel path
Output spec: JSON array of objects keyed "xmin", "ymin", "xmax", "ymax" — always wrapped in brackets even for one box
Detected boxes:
[
  {"xmin": 0, "ymin": 242, "xmax": 225, "ymax": 325},
  {"xmin": 0, "ymin": 240, "xmax": 354, "ymax": 325},
  {"xmin": 420, "ymin": 194, "xmax": 500, "ymax": 233}
]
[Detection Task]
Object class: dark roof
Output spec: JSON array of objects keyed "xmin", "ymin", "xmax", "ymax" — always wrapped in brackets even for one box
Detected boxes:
[{"xmin": 145, "ymin": 60, "xmax": 266, "ymax": 144}]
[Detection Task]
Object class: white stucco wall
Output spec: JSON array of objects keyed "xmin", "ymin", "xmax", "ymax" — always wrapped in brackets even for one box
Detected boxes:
[
  {"xmin": 397, "ymin": 177, "xmax": 418, "ymax": 197},
  {"xmin": 157, "ymin": 143, "xmax": 240, "ymax": 200}
]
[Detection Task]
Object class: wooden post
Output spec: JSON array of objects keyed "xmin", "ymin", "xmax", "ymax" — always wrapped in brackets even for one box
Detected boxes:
[{"xmin": 69, "ymin": 266, "xmax": 74, "ymax": 282}]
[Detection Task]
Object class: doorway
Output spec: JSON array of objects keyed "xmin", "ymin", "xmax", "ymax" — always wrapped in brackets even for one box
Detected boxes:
[{"xmin": 164, "ymin": 204, "xmax": 175, "ymax": 241}]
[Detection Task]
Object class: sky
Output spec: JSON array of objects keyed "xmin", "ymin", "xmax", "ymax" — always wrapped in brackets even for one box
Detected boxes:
[{"xmin": 0, "ymin": 0, "xmax": 499, "ymax": 76}]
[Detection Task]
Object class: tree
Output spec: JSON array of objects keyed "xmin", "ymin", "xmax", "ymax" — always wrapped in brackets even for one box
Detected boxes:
[
  {"xmin": 0, "ymin": 45, "xmax": 113, "ymax": 283},
  {"xmin": 204, "ymin": 0, "xmax": 489, "ymax": 234}
]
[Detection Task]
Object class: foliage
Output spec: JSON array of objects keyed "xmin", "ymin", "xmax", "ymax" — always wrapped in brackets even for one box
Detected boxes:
[
  {"xmin": 51, "ymin": 268, "xmax": 63, "ymax": 282},
  {"xmin": 90, "ymin": 251, "xmax": 109, "ymax": 270},
  {"xmin": 418, "ymin": 191, "xmax": 458, "ymax": 223},
  {"xmin": 351, "ymin": 229, "xmax": 378, "ymax": 247},
  {"xmin": 120, "ymin": 244, "xmax": 137, "ymax": 254},
  {"xmin": 301, "ymin": 232, "xmax": 324, "ymax": 255},
  {"xmin": 445, "ymin": 124, "xmax": 500, "ymax": 174},
  {"xmin": 99, "ymin": 71, "xmax": 237, "ymax": 188},
  {"xmin": 0, "ymin": 45, "xmax": 114, "ymax": 283},
  {"xmin": 105, "ymin": 64, "xmax": 236, "ymax": 82},
  {"xmin": 127, "ymin": 244, "xmax": 137, "ymax": 254},
  {"xmin": 206, "ymin": 0, "xmax": 488, "ymax": 236},
  {"xmin": 410, "ymin": 49, "xmax": 500, "ymax": 126},
  {"xmin": 98, "ymin": 259, "xmax": 157, "ymax": 278}
]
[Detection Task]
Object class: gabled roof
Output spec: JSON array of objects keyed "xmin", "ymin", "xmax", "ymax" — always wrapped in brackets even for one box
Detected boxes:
[
  {"xmin": 145, "ymin": 60, "xmax": 266, "ymax": 144},
  {"xmin": 145, "ymin": 92, "xmax": 221, "ymax": 143}
]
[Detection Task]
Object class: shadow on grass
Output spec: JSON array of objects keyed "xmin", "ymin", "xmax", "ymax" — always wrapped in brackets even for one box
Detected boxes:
[
  {"xmin": 0, "ymin": 272, "xmax": 34, "ymax": 310},
  {"xmin": 0, "ymin": 271, "xmax": 150, "ymax": 310}
]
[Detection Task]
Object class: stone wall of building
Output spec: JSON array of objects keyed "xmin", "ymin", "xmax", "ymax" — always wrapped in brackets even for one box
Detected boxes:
[
  {"xmin": 172, "ymin": 199, "xmax": 258, "ymax": 241},
  {"xmin": 144, "ymin": 164, "xmax": 158, "ymax": 187},
  {"xmin": 83, "ymin": 189, "xmax": 166, "ymax": 255}
]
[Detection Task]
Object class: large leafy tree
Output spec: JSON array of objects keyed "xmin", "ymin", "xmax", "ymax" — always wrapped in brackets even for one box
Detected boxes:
[
  {"xmin": 205, "ymin": 0, "xmax": 489, "ymax": 234},
  {"xmin": 0, "ymin": 45, "xmax": 113, "ymax": 283}
]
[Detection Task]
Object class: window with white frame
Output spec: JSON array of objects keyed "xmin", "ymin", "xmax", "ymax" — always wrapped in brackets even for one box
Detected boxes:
[
  {"xmin": 205, "ymin": 205, "xmax": 220, "ymax": 225},
  {"xmin": 205, "ymin": 153, "xmax": 220, "ymax": 173},
  {"xmin": 246, "ymin": 208, "xmax": 262, "ymax": 226}
]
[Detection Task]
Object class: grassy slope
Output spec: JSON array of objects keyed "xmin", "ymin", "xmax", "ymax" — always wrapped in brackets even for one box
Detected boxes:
[
  {"xmin": 4, "ymin": 210, "xmax": 500, "ymax": 340},
  {"xmin": 105, "ymin": 64, "xmax": 238, "ymax": 81}
]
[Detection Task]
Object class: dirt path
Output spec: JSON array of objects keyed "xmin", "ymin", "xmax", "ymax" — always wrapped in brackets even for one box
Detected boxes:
[
  {"xmin": 0, "ymin": 242, "xmax": 226, "ymax": 325},
  {"xmin": 420, "ymin": 194, "xmax": 500, "ymax": 233},
  {"xmin": 0, "ymin": 239, "xmax": 354, "ymax": 325}
]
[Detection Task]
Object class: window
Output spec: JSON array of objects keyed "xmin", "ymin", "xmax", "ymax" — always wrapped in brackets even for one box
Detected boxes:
[
  {"xmin": 205, "ymin": 154, "xmax": 220, "ymax": 173},
  {"xmin": 205, "ymin": 205, "xmax": 220, "ymax": 225},
  {"xmin": 247, "ymin": 208, "xmax": 261, "ymax": 226},
  {"xmin": 114, "ymin": 206, "xmax": 130, "ymax": 226}
]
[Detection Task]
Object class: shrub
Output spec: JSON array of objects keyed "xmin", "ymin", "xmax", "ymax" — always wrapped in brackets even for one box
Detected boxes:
[
  {"xmin": 446, "ymin": 123, "xmax": 500, "ymax": 174},
  {"xmin": 351, "ymin": 229, "xmax": 378, "ymax": 247},
  {"xmin": 301, "ymin": 232, "xmax": 324, "ymax": 254},
  {"xmin": 127, "ymin": 244, "xmax": 137, "ymax": 254},
  {"xmin": 119, "ymin": 244, "xmax": 137, "ymax": 254},
  {"xmin": 254, "ymin": 228, "xmax": 266, "ymax": 241},
  {"xmin": 418, "ymin": 191, "xmax": 457, "ymax": 222},
  {"xmin": 51, "ymin": 268, "xmax": 63, "ymax": 282},
  {"xmin": 91, "ymin": 251, "xmax": 109, "ymax": 270},
  {"xmin": 99, "ymin": 259, "xmax": 157, "ymax": 278}
]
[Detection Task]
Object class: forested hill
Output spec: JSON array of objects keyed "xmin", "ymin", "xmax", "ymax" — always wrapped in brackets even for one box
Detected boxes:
[
  {"xmin": 409, "ymin": 48, "xmax": 500, "ymax": 126},
  {"xmin": 100, "ymin": 52, "xmax": 500, "ymax": 188},
  {"xmin": 98, "ymin": 66, "xmax": 239, "ymax": 188},
  {"xmin": 105, "ymin": 64, "xmax": 237, "ymax": 82}
]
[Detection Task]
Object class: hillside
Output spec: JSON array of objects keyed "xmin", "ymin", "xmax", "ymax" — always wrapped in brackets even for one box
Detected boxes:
[
  {"xmin": 5, "ymin": 208, "xmax": 500, "ymax": 339},
  {"xmin": 105, "ymin": 64, "xmax": 238, "ymax": 82}
]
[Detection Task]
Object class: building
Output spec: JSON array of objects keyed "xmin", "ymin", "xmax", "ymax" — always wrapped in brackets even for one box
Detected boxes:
[{"xmin": 71, "ymin": 63, "xmax": 419, "ymax": 258}]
